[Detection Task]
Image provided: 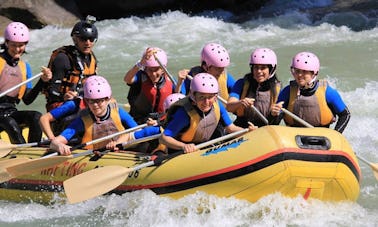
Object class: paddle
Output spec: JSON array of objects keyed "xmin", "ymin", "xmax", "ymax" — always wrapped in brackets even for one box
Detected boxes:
[
  {"xmin": 0, "ymin": 124, "xmax": 149, "ymax": 182},
  {"xmin": 0, "ymin": 139, "xmax": 51, "ymax": 158},
  {"xmin": 281, "ymin": 107, "xmax": 378, "ymax": 180},
  {"xmin": 152, "ymin": 52, "xmax": 178, "ymax": 86},
  {"xmin": 63, "ymin": 128, "xmax": 250, "ymax": 204},
  {"xmin": 0, "ymin": 73, "xmax": 43, "ymax": 98}
]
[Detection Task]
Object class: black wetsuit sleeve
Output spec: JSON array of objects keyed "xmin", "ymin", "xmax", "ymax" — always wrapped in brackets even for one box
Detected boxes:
[
  {"xmin": 334, "ymin": 107, "xmax": 351, "ymax": 133},
  {"xmin": 22, "ymin": 79, "xmax": 45, "ymax": 105},
  {"xmin": 47, "ymin": 53, "xmax": 72, "ymax": 100}
]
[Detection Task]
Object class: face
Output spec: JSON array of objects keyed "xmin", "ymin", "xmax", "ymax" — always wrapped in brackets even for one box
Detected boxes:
[
  {"xmin": 206, "ymin": 65, "xmax": 225, "ymax": 78},
  {"xmin": 74, "ymin": 35, "xmax": 95, "ymax": 54},
  {"xmin": 291, "ymin": 67, "xmax": 315, "ymax": 87},
  {"xmin": 194, "ymin": 92, "xmax": 217, "ymax": 112},
  {"xmin": 145, "ymin": 66, "xmax": 164, "ymax": 83},
  {"xmin": 6, "ymin": 41, "xmax": 27, "ymax": 59},
  {"xmin": 252, "ymin": 64, "xmax": 270, "ymax": 83},
  {"xmin": 85, "ymin": 97, "xmax": 109, "ymax": 117}
]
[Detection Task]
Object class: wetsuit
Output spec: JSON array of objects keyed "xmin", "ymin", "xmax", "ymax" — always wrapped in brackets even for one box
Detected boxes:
[
  {"xmin": 0, "ymin": 51, "xmax": 42, "ymax": 144},
  {"xmin": 272, "ymin": 79, "xmax": 350, "ymax": 133},
  {"xmin": 229, "ymin": 74, "xmax": 280, "ymax": 127}
]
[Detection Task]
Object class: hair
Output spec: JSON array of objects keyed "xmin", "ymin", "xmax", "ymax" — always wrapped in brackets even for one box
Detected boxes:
[{"xmin": 246, "ymin": 65, "xmax": 280, "ymax": 98}]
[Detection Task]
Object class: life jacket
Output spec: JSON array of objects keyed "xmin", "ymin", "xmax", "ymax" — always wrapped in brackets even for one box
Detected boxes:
[
  {"xmin": 217, "ymin": 71, "xmax": 230, "ymax": 101},
  {"xmin": 129, "ymin": 72, "xmax": 173, "ymax": 123},
  {"xmin": 284, "ymin": 79, "xmax": 334, "ymax": 127},
  {"xmin": 167, "ymin": 97, "xmax": 221, "ymax": 143},
  {"xmin": 0, "ymin": 57, "xmax": 27, "ymax": 102},
  {"xmin": 80, "ymin": 100, "xmax": 125, "ymax": 150},
  {"xmin": 43, "ymin": 45, "xmax": 97, "ymax": 110},
  {"xmin": 236, "ymin": 77, "xmax": 281, "ymax": 125}
]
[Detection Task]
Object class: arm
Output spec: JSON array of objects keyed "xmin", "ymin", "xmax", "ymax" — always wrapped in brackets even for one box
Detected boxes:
[
  {"xmin": 226, "ymin": 72, "xmax": 236, "ymax": 93},
  {"xmin": 49, "ymin": 117, "xmax": 83, "ymax": 155},
  {"xmin": 226, "ymin": 79, "xmax": 254, "ymax": 113},
  {"xmin": 22, "ymin": 65, "xmax": 52, "ymax": 105},
  {"xmin": 39, "ymin": 112, "xmax": 56, "ymax": 140},
  {"xmin": 174, "ymin": 69, "xmax": 190, "ymax": 93},
  {"xmin": 46, "ymin": 53, "xmax": 72, "ymax": 101},
  {"xmin": 268, "ymin": 85, "xmax": 290, "ymax": 125},
  {"xmin": 325, "ymin": 85, "xmax": 350, "ymax": 133},
  {"xmin": 159, "ymin": 108, "xmax": 196, "ymax": 153},
  {"xmin": 119, "ymin": 107, "xmax": 138, "ymax": 128},
  {"xmin": 124, "ymin": 48, "xmax": 152, "ymax": 84}
]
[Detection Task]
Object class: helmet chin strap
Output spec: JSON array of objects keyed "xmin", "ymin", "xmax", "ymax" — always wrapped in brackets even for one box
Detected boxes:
[
  {"xmin": 268, "ymin": 68, "xmax": 277, "ymax": 79},
  {"xmin": 302, "ymin": 75, "xmax": 317, "ymax": 89}
]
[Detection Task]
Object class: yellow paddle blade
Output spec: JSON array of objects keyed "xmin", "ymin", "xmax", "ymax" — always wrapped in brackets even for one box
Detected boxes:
[
  {"xmin": 369, "ymin": 162, "xmax": 378, "ymax": 181},
  {"xmin": 63, "ymin": 165, "xmax": 131, "ymax": 204},
  {"xmin": 0, "ymin": 170, "xmax": 13, "ymax": 183},
  {"xmin": 0, "ymin": 157, "xmax": 31, "ymax": 169},
  {"xmin": 0, "ymin": 158, "xmax": 30, "ymax": 183},
  {"xmin": 6, "ymin": 156, "xmax": 72, "ymax": 177},
  {"xmin": 0, "ymin": 140, "xmax": 16, "ymax": 158}
]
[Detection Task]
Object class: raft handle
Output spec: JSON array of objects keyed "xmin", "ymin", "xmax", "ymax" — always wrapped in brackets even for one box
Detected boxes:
[{"xmin": 295, "ymin": 135, "xmax": 331, "ymax": 150}]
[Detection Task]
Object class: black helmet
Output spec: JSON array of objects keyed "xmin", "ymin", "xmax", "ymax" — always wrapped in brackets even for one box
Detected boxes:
[{"xmin": 71, "ymin": 15, "xmax": 98, "ymax": 40}]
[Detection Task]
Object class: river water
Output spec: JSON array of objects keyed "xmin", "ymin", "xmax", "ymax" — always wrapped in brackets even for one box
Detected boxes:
[{"xmin": 0, "ymin": 2, "xmax": 377, "ymax": 226}]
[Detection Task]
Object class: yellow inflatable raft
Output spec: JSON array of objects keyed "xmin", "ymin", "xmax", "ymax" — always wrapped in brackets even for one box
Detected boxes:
[{"xmin": 0, "ymin": 125, "xmax": 360, "ymax": 204}]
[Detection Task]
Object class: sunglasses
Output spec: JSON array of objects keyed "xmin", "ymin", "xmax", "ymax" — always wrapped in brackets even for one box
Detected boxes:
[
  {"xmin": 78, "ymin": 36, "xmax": 96, "ymax": 42},
  {"xmin": 86, "ymin": 98, "xmax": 108, "ymax": 104}
]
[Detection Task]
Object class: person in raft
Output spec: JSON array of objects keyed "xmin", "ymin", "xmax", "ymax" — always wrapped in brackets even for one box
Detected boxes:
[
  {"xmin": 175, "ymin": 42, "xmax": 235, "ymax": 101},
  {"xmin": 50, "ymin": 75, "xmax": 138, "ymax": 155},
  {"xmin": 123, "ymin": 93, "xmax": 186, "ymax": 154},
  {"xmin": 160, "ymin": 73, "xmax": 257, "ymax": 154},
  {"xmin": 124, "ymin": 47, "xmax": 175, "ymax": 125},
  {"xmin": 226, "ymin": 48, "xmax": 281, "ymax": 127},
  {"xmin": 0, "ymin": 22, "xmax": 52, "ymax": 144},
  {"xmin": 39, "ymin": 15, "xmax": 99, "ymax": 139},
  {"xmin": 270, "ymin": 51, "xmax": 350, "ymax": 133}
]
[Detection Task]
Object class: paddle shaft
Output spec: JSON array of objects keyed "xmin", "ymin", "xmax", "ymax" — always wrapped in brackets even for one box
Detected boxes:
[
  {"xmin": 0, "ymin": 139, "xmax": 51, "ymax": 158},
  {"xmin": 0, "ymin": 73, "xmax": 42, "ymax": 98},
  {"xmin": 281, "ymin": 108, "xmax": 314, "ymax": 128},
  {"xmin": 153, "ymin": 52, "xmax": 177, "ymax": 86}
]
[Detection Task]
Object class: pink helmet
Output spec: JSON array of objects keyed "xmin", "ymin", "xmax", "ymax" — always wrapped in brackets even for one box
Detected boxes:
[
  {"xmin": 249, "ymin": 48, "xmax": 277, "ymax": 67},
  {"xmin": 201, "ymin": 43, "xmax": 230, "ymax": 67},
  {"xmin": 83, "ymin": 75, "xmax": 112, "ymax": 99},
  {"xmin": 190, "ymin": 73, "xmax": 219, "ymax": 99},
  {"xmin": 145, "ymin": 47, "xmax": 168, "ymax": 67},
  {"xmin": 291, "ymin": 52, "xmax": 320, "ymax": 75},
  {"xmin": 163, "ymin": 93, "xmax": 186, "ymax": 111},
  {"xmin": 4, "ymin": 22, "xmax": 30, "ymax": 43}
]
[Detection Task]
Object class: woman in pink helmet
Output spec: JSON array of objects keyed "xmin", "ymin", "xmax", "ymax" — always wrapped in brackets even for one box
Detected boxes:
[
  {"xmin": 50, "ymin": 75, "xmax": 138, "ymax": 155},
  {"xmin": 160, "ymin": 73, "xmax": 256, "ymax": 154},
  {"xmin": 175, "ymin": 43, "xmax": 235, "ymax": 101},
  {"xmin": 226, "ymin": 48, "xmax": 281, "ymax": 127},
  {"xmin": 124, "ymin": 47, "xmax": 175, "ymax": 124},
  {"xmin": 271, "ymin": 51, "xmax": 350, "ymax": 133},
  {"xmin": 0, "ymin": 22, "xmax": 51, "ymax": 144}
]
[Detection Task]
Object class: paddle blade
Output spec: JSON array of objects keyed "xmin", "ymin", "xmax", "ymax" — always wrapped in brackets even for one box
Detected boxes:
[
  {"xmin": 369, "ymin": 163, "xmax": 378, "ymax": 181},
  {"xmin": 0, "ymin": 158, "xmax": 30, "ymax": 183},
  {"xmin": 0, "ymin": 140, "xmax": 16, "ymax": 158},
  {"xmin": 63, "ymin": 165, "xmax": 131, "ymax": 204},
  {"xmin": 6, "ymin": 156, "xmax": 71, "ymax": 178}
]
